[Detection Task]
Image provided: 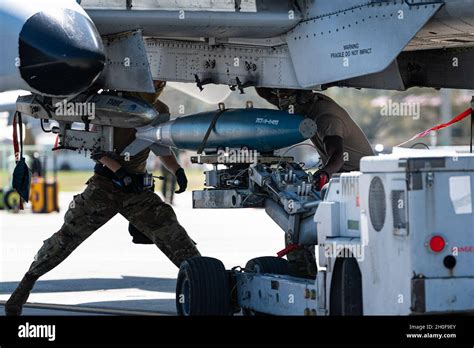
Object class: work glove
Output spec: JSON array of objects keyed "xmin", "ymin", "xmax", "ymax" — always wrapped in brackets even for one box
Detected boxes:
[
  {"xmin": 113, "ymin": 167, "xmax": 143, "ymax": 193},
  {"xmin": 175, "ymin": 168, "xmax": 188, "ymax": 194},
  {"xmin": 90, "ymin": 149, "xmax": 107, "ymax": 161},
  {"xmin": 313, "ymin": 170, "xmax": 330, "ymax": 191}
]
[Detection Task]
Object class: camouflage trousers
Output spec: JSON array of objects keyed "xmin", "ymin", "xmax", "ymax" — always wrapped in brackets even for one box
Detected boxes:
[
  {"xmin": 286, "ymin": 242, "xmax": 318, "ymax": 279},
  {"xmin": 27, "ymin": 174, "xmax": 200, "ymax": 277}
]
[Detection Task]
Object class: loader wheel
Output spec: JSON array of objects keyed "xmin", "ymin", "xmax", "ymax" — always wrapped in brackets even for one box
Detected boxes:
[
  {"xmin": 330, "ymin": 257, "xmax": 363, "ymax": 316},
  {"xmin": 4, "ymin": 190, "xmax": 21, "ymax": 210},
  {"xmin": 245, "ymin": 256, "xmax": 290, "ymax": 275},
  {"xmin": 242, "ymin": 257, "xmax": 290, "ymax": 316},
  {"xmin": 176, "ymin": 257, "xmax": 232, "ymax": 316}
]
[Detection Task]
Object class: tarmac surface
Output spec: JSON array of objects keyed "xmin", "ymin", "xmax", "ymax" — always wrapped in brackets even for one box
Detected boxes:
[{"xmin": 0, "ymin": 190, "xmax": 284, "ymax": 315}]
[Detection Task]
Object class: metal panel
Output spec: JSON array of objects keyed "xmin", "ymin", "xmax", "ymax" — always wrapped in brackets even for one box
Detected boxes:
[
  {"xmin": 316, "ymin": 270, "xmax": 327, "ymax": 314},
  {"xmin": 315, "ymin": 202, "xmax": 340, "ymax": 241},
  {"xmin": 407, "ymin": 170, "xmax": 474, "ymax": 279},
  {"xmin": 327, "ymin": 59, "xmax": 406, "ymax": 90},
  {"xmin": 81, "ymin": 0, "xmax": 266, "ymax": 11},
  {"xmin": 130, "ymin": 0, "xmax": 257, "ymax": 12},
  {"xmin": 413, "ymin": 277, "xmax": 474, "ymax": 313},
  {"xmin": 100, "ymin": 30, "xmax": 155, "ymax": 93},
  {"xmin": 79, "ymin": 0, "xmax": 125, "ymax": 8},
  {"xmin": 358, "ymin": 171, "xmax": 413, "ymax": 315},
  {"xmin": 145, "ymin": 39, "xmax": 301, "ymax": 88},
  {"xmin": 301, "ymin": 0, "xmax": 372, "ymax": 19},
  {"xmin": 286, "ymin": 1, "xmax": 443, "ymax": 87},
  {"xmin": 192, "ymin": 189, "xmax": 253, "ymax": 208},
  {"xmin": 390, "ymin": 176, "xmax": 408, "ymax": 237},
  {"xmin": 236, "ymin": 273, "xmax": 318, "ymax": 316},
  {"xmin": 84, "ymin": 1, "xmax": 300, "ymax": 38},
  {"xmin": 62, "ymin": 126, "xmax": 114, "ymax": 152},
  {"xmin": 392, "ymin": 190, "xmax": 407, "ymax": 231}
]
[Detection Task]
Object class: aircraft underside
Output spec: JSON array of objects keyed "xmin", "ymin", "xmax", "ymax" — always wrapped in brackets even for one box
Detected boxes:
[{"xmin": 80, "ymin": 0, "xmax": 474, "ymax": 93}]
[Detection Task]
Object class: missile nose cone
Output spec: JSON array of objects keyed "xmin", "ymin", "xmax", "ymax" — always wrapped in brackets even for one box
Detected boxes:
[{"xmin": 19, "ymin": 9, "xmax": 106, "ymax": 96}]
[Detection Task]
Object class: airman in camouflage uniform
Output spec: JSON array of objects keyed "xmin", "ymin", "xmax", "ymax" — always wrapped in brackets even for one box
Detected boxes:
[
  {"xmin": 5, "ymin": 82, "xmax": 200, "ymax": 316},
  {"xmin": 256, "ymin": 88, "xmax": 374, "ymax": 279}
]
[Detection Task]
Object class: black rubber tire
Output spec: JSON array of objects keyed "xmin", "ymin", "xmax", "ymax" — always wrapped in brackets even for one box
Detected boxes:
[
  {"xmin": 329, "ymin": 257, "xmax": 363, "ymax": 316},
  {"xmin": 176, "ymin": 257, "xmax": 232, "ymax": 316},
  {"xmin": 245, "ymin": 256, "xmax": 290, "ymax": 275},
  {"xmin": 4, "ymin": 190, "xmax": 21, "ymax": 210},
  {"xmin": 242, "ymin": 257, "xmax": 290, "ymax": 316}
]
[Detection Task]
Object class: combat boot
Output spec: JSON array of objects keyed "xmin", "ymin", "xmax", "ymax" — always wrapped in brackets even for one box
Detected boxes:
[{"xmin": 5, "ymin": 273, "xmax": 38, "ymax": 316}]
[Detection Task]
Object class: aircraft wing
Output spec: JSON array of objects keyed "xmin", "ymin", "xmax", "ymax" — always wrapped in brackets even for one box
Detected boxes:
[
  {"xmin": 79, "ymin": 0, "xmax": 474, "ymax": 92},
  {"xmin": 3, "ymin": 0, "xmax": 474, "ymax": 97}
]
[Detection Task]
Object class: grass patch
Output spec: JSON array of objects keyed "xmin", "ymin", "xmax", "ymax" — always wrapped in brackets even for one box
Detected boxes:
[{"xmin": 0, "ymin": 169, "xmax": 207, "ymax": 192}]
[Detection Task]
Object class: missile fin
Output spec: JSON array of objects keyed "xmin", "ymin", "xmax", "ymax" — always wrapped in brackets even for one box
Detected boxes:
[
  {"xmin": 150, "ymin": 114, "xmax": 171, "ymax": 126},
  {"xmin": 121, "ymin": 139, "xmax": 154, "ymax": 156},
  {"xmin": 150, "ymin": 144, "xmax": 172, "ymax": 156}
]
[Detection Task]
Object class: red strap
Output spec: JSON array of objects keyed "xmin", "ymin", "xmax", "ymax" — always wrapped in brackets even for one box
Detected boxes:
[
  {"xmin": 398, "ymin": 108, "xmax": 472, "ymax": 147},
  {"xmin": 12, "ymin": 114, "xmax": 19, "ymax": 162},
  {"xmin": 318, "ymin": 173, "xmax": 328, "ymax": 191},
  {"xmin": 277, "ymin": 244, "xmax": 300, "ymax": 258},
  {"xmin": 12, "ymin": 114, "xmax": 24, "ymax": 210},
  {"xmin": 54, "ymin": 134, "xmax": 59, "ymax": 149}
]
